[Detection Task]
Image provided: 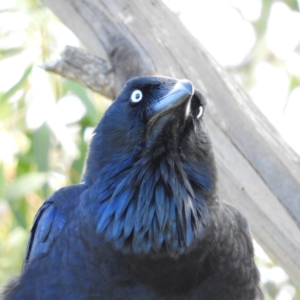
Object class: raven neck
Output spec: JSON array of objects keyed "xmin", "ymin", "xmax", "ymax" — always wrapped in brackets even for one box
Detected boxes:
[{"xmin": 85, "ymin": 153, "xmax": 213, "ymax": 258}]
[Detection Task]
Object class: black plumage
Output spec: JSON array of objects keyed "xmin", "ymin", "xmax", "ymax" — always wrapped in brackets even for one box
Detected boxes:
[{"xmin": 3, "ymin": 76, "xmax": 263, "ymax": 300}]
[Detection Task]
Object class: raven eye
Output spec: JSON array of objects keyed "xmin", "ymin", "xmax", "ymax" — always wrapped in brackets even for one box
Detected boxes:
[
  {"xmin": 197, "ymin": 106, "xmax": 203, "ymax": 119},
  {"xmin": 130, "ymin": 90, "xmax": 143, "ymax": 103}
]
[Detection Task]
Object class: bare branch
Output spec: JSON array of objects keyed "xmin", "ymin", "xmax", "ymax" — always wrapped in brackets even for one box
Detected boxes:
[{"xmin": 42, "ymin": 46, "xmax": 114, "ymax": 98}]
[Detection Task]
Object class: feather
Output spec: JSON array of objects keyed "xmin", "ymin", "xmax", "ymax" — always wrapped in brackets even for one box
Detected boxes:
[
  {"xmin": 123, "ymin": 202, "xmax": 136, "ymax": 238},
  {"xmin": 97, "ymin": 214, "xmax": 112, "ymax": 233},
  {"xmin": 144, "ymin": 173, "xmax": 156, "ymax": 207},
  {"xmin": 161, "ymin": 194, "xmax": 170, "ymax": 230},
  {"xmin": 183, "ymin": 196, "xmax": 193, "ymax": 247},
  {"xmin": 142, "ymin": 202, "xmax": 155, "ymax": 231},
  {"xmin": 105, "ymin": 220, "xmax": 115, "ymax": 241},
  {"xmin": 112, "ymin": 213, "xmax": 125, "ymax": 239},
  {"xmin": 152, "ymin": 214, "xmax": 164, "ymax": 251},
  {"xmin": 132, "ymin": 239, "xmax": 143, "ymax": 254},
  {"xmin": 167, "ymin": 198, "xmax": 179, "ymax": 253},
  {"xmin": 159, "ymin": 159, "xmax": 169, "ymax": 183},
  {"xmin": 141, "ymin": 234, "xmax": 151, "ymax": 254},
  {"xmin": 155, "ymin": 184, "xmax": 166, "ymax": 229},
  {"xmin": 113, "ymin": 189, "xmax": 134, "ymax": 219},
  {"xmin": 113, "ymin": 236, "xmax": 126, "ymax": 251},
  {"xmin": 39, "ymin": 206, "xmax": 56, "ymax": 243},
  {"xmin": 136, "ymin": 180, "xmax": 153, "ymax": 227},
  {"xmin": 96, "ymin": 200, "xmax": 116, "ymax": 232}
]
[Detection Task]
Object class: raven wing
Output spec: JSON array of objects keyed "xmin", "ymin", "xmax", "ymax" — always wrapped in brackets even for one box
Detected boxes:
[{"xmin": 23, "ymin": 184, "xmax": 87, "ymax": 267}]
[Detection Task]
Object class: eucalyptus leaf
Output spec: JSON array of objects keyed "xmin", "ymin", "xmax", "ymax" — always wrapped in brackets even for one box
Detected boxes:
[
  {"xmin": 63, "ymin": 79, "xmax": 99, "ymax": 124},
  {"xmin": 1, "ymin": 65, "xmax": 33, "ymax": 103},
  {"xmin": 0, "ymin": 48, "xmax": 24, "ymax": 58},
  {"xmin": 32, "ymin": 124, "xmax": 50, "ymax": 173},
  {"xmin": 5, "ymin": 173, "xmax": 48, "ymax": 202}
]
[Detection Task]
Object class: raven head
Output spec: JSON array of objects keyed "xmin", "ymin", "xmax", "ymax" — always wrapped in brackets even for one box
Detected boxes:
[{"xmin": 84, "ymin": 76, "xmax": 217, "ymax": 257}]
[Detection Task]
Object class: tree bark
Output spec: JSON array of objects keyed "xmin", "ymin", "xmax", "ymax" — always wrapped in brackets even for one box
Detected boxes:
[
  {"xmin": 42, "ymin": 46, "xmax": 113, "ymax": 96},
  {"xmin": 42, "ymin": 0, "xmax": 300, "ymax": 287}
]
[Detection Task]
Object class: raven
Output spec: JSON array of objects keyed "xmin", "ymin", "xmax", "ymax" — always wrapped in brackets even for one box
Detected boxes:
[{"xmin": 3, "ymin": 76, "xmax": 263, "ymax": 300}]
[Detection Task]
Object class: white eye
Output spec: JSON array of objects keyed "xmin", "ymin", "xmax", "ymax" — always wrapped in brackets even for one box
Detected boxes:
[
  {"xmin": 130, "ymin": 90, "xmax": 143, "ymax": 103},
  {"xmin": 197, "ymin": 106, "xmax": 203, "ymax": 119}
]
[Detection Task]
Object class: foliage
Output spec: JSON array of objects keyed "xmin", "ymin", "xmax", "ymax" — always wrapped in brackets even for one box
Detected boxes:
[{"xmin": 0, "ymin": 0, "xmax": 110, "ymax": 287}]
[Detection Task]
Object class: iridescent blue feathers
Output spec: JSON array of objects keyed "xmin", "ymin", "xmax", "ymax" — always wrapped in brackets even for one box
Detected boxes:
[{"xmin": 87, "ymin": 152, "xmax": 211, "ymax": 257}]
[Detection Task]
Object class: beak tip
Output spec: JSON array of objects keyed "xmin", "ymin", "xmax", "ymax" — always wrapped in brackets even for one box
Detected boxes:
[{"xmin": 179, "ymin": 79, "xmax": 194, "ymax": 96}]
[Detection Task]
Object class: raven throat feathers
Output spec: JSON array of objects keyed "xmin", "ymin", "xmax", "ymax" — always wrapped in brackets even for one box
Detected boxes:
[{"xmin": 86, "ymin": 154, "xmax": 211, "ymax": 258}]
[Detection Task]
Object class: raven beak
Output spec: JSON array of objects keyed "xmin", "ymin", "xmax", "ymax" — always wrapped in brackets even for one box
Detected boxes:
[{"xmin": 152, "ymin": 79, "xmax": 194, "ymax": 119}]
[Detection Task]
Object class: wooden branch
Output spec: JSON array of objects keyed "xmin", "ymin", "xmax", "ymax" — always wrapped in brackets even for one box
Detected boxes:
[
  {"xmin": 42, "ymin": 0, "xmax": 300, "ymax": 287},
  {"xmin": 43, "ymin": 46, "xmax": 114, "ymax": 97}
]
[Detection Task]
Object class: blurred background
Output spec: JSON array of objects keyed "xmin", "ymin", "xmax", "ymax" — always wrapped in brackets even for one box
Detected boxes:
[{"xmin": 0, "ymin": 0, "xmax": 299, "ymax": 299}]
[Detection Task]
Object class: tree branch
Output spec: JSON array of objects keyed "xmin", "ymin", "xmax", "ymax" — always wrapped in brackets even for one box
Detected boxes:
[{"xmin": 43, "ymin": 46, "xmax": 114, "ymax": 97}]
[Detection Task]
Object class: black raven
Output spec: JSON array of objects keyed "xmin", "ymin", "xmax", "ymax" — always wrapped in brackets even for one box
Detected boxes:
[{"xmin": 3, "ymin": 76, "xmax": 263, "ymax": 300}]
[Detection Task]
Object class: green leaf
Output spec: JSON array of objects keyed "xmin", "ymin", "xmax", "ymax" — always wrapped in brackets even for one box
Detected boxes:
[
  {"xmin": 63, "ymin": 79, "xmax": 99, "ymax": 124},
  {"xmin": 282, "ymin": 0, "xmax": 299, "ymax": 10},
  {"xmin": 70, "ymin": 137, "xmax": 87, "ymax": 184},
  {"xmin": 0, "ymin": 64, "xmax": 33, "ymax": 103},
  {"xmin": 10, "ymin": 198, "xmax": 29, "ymax": 229},
  {"xmin": 5, "ymin": 173, "xmax": 48, "ymax": 202},
  {"xmin": 0, "ymin": 47, "xmax": 24, "ymax": 58},
  {"xmin": 0, "ymin": 164, "xmax": 4, "ymax": 198},
  {"xmin": 32, "ymin": 123, "xmax": 50, "ymax": 173}
]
